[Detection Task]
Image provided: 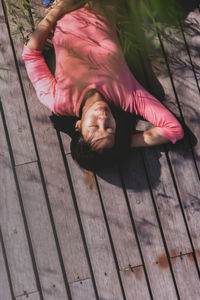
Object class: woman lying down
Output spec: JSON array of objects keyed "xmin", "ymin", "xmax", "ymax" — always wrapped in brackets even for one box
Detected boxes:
[{"xmin": 22, "ymin": 0, "xmax": 184, "ymax": 171}]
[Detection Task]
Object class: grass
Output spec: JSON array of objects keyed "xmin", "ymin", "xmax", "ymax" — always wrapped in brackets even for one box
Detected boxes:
[{"xmin": 0, "ymin": 66, "xmax": 9, "ymax": 82}]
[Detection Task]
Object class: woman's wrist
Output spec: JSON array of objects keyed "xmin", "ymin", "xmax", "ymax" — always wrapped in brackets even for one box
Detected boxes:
[
  {"xmin": 27, "ymin": 5, "xmax": 62, "ymax": 50},
  {"xmin": 46, "ymin": 6, "xmax": 63, "ymax": 18},
  {"xmin": 131, "ymin": 128, "xmax": 170, "ymax": 148}
]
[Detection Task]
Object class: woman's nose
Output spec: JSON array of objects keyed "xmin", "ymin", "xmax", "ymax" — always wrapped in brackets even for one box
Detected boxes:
[
  {"xmin": 96, "ymin": 110, "xmax": 107, "ymax": 118},
  {"xmin": 98, "ymin": 119, "xmax": 110, "ymax": 131}
]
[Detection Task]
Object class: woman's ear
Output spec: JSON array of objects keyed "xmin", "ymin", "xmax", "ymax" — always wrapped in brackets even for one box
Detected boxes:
[{"xmin": 75, "ymin": 120, "xmax": 81, "ymax": 131}]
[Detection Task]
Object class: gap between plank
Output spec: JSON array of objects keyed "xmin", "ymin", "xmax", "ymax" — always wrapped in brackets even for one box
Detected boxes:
[
  {"xmin": 157, "ymin": 30, "xmax": 200, "ymax": 180},
  {"xmin": 1, "ymin": 3, "xmax": 74, "ymax": 296},
  {"xmin": 165, "ymin": 150, "xmax": 200, "ymax": 278},
  {"xmin": 0, "ymin": 100, "xmax": 43, "ymax": 300},
  {"xmin": 140, "ymin": 150, "xmax": 181, "ymax": 300},
  {"xmin": 94, "ymin": 174, "xmax": 127, "ymax": 300},
  {"xmin": 119, "ymin": 164, "xmax": 154, "ymax": 300},
  {"xmin": 56, "ymin": 130, "xmax": 99, "ymax": 300},
  {"xmin": 0, "ymin": 226, "xmax": 15, "ymax": 300}
]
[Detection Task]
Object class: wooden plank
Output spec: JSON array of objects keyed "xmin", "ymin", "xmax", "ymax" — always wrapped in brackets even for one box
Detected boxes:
[
  {"xmin": 167, "ymin": 141, "xmax": 200, "ymax": 267},
  {"xmin": 0, "ymin": 109, "xmax": 37, "ymax": 296},
  {"xmin": 70, "ymin": 279, "xmax": 96, "ymax": 300},
  {"xmin": 11, "ymin": 25, "xmax": 93, "ymax": 287},
  {"xmin": 16, "ymin": 162, "xmax": 70, "ymax": 300},
  {"xmin": 66, "ymin": 154, "xmax": 124, "ymax": 299},
  {"xmin": 171, "ymin": 12, "xmax": 200, "ymax": 172},
  {"xmin": 153, "ymin": 25, "xmax": 200, "ymax": 168},
  {"xmin": 122, "ymin": 150, "xmax": 178, "ymax": 300},
  {"xmin": 134, "ymin": 48, "xmax": 192, "ymax": 256},
  {"xmin": 0, "ymin": 230, "xmax": 13, "ymax": 300},
  {"xmin": 96, "ymin": 167, "xmax": 151, "ymax": 299},
  {"xmin": 0, "ymin": 0, "xmax": 37, "ymax": 165},
  {"xmin": 120, "ymin": 266, "xmax": 151, "ymax": 300},
  {"xmin": 97, "ymin": 167, "xmax": 141, "ymax": 268},
  {"xmin": 143, "ymin": 146, "xmax": 192, "ymax": 255},
  {"xmin": 180, "ymin": 8, "xmax": 200, "ymax": 180},
  {"xmin": 16, "ymin": 291, "xmax": 41, "ymax": 300},
  {"xmin": 148, "ymin": 28, "xmax": 200, "ymax": 269},
  {"xmin": 170, "ymin": 253, "xmax": 200, "ymax": 299}
]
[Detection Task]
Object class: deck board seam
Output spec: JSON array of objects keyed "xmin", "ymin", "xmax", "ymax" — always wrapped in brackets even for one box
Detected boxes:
[
  {"xmin": 68, "ymin": 277, "xmax": 92, "ymax": 284},
  {"xmin": 119, "ymin": 264, "xmax": 143, "ymax": 272},
  {"xmin": 15, "ymin": 290, "xmax": 40, "ymax": 298},
  {"xmin": 15, "ymin": 160, "xmax": 38, "ymax": 167},
  {"xmin": 170, "ymin": 251, "xmax": 194, "ymax": 259}
]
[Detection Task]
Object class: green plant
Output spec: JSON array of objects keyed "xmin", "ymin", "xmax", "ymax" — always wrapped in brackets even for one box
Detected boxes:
[
  {"xmin": 4, "ymin": 0, "xmax": 34, "ymax": 41},
  {"xmin": 0, "ymin": 66, "xmax": 9, "ymax": 81},
  {"xmin": 5, "ymin": 0, "xmax": 182, "ymax": 53}
]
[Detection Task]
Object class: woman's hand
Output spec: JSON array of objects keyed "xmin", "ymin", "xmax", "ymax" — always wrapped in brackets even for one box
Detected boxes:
[
  {"xmin": 131, "ymin": 127, "xmax": 171, "ymax": 148},
  {"xmin": 27, "ymin": 0, "xmax": 86, "ymax": 51},
  {"xmin": 50, "ymin": 0, "xmax": 87, "ymax": 15}
]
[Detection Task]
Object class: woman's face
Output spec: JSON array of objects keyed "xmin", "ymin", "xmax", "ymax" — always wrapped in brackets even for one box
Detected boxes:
[{"xmin": 76, "ymin": 98, "xmax": 116, "ymax": 150}]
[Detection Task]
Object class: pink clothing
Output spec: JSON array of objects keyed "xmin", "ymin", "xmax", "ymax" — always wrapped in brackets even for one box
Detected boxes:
[{"xmin": 22, "ymin": 3, "xmax": 184, "ymax": 144}]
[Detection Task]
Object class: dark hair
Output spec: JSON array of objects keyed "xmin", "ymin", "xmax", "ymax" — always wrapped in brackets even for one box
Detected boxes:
[{"xmin": 49, "ymin": 89, "xmax": 138, "ymax": 171}]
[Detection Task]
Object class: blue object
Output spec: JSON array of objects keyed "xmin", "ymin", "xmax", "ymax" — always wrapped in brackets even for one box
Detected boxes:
[{"xmin": 43, "ymin": 0, "xmax": 55, "ymax": 7}]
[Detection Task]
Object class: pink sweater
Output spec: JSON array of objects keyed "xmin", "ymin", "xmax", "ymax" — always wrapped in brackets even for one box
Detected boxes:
[{"xmin": 22, "ymin": 3, "xmax": 184, "ymax": 144}]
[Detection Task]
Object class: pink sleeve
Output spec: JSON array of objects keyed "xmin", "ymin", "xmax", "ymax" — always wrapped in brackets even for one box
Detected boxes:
[
  {"xmin": 22, "ymin": 45, "xmax": 56, "ymax": 111},
  {"xmin": 125, "ymin": 81, "xmax": 184, "ymax": 144}
]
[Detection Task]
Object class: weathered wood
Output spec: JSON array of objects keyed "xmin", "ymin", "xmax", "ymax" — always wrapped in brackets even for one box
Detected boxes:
[
  {"xmin": 66, "ymin": 154, "xmax": 124, "ymax": 299},
  {"xmin": 96, "ymin": 167, "xmax": 151, "ymax": 299},
  {"xmin": 11, "ymin": 27, "xmax": 93, "ymax": 287},
  {"xmin": 167, "ymin": 13, "xmax": 200, "ymax": 172},
  {"xmin": 16, "ymin": 162, "xmax": 70, "ymax": 300},
  {"xmin": 143, "ymin": 146, "xmax": 192, "ymax": 255},
  {"xmin": 134, "ymin": 48, "xmax": 192, "ymax": 257},
  {"xmin": 2, "ymin": 0, "xmax": 200, "ymax": 298},
  {"xmin": 70, "ymin": 279, "xmax": 96, "ymax": 300},
  {"xmin": 97, "ymin": 167, "xmax": 141, "ymax": 269},
  {"xmin": 167, "ymin": 141, "xmax": 200, "ymax": 268},
  {"xmin": 170, "ymin": 253, "xmax": 200, "ymax": 299},
  {"xmin": 61, "ymin": 133, "xmax": 73, "ymax": 155},
  {"xmin": 122, "ymin": 150, "xmax": 178, "ymax": 300},
  {"xmin": 0, "ymin": 230, "xmax": 13, "ymax": 300},
  {"xmin": 0, "ymin": 111, "xmax": 37, "ymax": 296},
  {"xmin": 148, "ymin": 27, "xmax": 200, "ymax": 270},
  {"xmin": 16, "ymin": 291, "xmax": 41, "ymax": 300},
  {"xmin": 120, "ymin": 266, "xmax": 151, "ymax": 300},
  {"xmin": 0, "ymin": 0, "xmax": 36, "ymax": 165}
]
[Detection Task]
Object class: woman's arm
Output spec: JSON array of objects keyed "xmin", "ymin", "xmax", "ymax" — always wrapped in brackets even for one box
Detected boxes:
[
  {"xmin": 27, "ymin": 7, "xmax": 62, "ymax": 51},
  {"xmin": 131, "ymin": 128, "xmax": 171, "ymax": 148},
  {"xmin": 123, "ymin": 78, "xmax": 184, "ymax": 147},
  {"xmin": 27, "ymin": 0, "xmax": 86, "ymax": 51}
]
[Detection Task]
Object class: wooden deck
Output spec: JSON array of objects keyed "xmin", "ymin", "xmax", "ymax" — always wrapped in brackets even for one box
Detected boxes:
[{"xmin": 0, "ymin": 0, "xmax": 200, "ymax": 299}]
